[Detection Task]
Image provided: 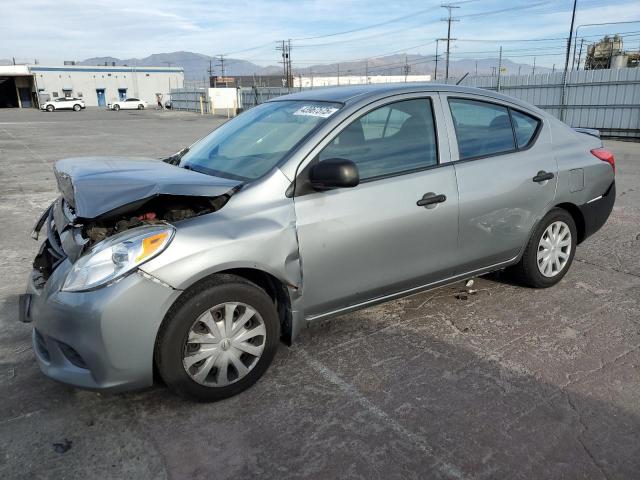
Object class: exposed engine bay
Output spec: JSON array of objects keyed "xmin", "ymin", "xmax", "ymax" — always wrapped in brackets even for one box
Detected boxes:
[
  {"xmin": 32, "ymin": 193, "xmax": 232, "ymax": 283},
  {"xmin": 82, "ymin": 194, "xmax": 227, "ymax": 245}
]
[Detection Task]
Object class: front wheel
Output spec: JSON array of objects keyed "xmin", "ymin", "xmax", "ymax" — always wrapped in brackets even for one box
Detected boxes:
[
  {"xmin": 155, "ymin": 275, "xmax": 280, "ymax": 401},
  {"xmin": 138, "ymin": 104, "xmax": 144, "ymax": 110},
  {"xmin": 73, "ymin": 104, "xmax": 81, "ymax": 111},
  {"xmin": 46, "ymin": 105, "xmax": 54, "ymax": 112},
  {"xmin": 511, "ymin": 208, "xmax": 577, "ymax": 288},
  {"xmin": 113, "ymin": 104, "xmax": 120, "ymax": 111}
]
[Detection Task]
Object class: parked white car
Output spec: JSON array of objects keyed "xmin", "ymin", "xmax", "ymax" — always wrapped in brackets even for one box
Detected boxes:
[
  {"xmin": 108, "ymin": 98, "xmax": 148, "ymax": 111},
  {"xmin": 41, "ymin": 98, "xmax": 85, "ymax": 112}
]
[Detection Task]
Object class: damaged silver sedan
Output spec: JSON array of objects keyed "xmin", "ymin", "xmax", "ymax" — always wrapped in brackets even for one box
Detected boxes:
[{"xmin": 20, "ymin": 85, "xmax": 615, "ymax": 401}]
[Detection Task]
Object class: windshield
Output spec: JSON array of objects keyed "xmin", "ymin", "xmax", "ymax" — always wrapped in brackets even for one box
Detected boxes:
[{"xmin": 180, "ymin": 100, "xmax": 342, "ymax": 181}]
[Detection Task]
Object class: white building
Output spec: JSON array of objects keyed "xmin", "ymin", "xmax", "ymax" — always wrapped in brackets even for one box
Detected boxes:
[
  {"xmin": 294, "ymin": 74, "xmax": 431, "ymax": 88},
  {"xmin": 0, "ymin": 64, "xmax": 184, "ymax": 108}
]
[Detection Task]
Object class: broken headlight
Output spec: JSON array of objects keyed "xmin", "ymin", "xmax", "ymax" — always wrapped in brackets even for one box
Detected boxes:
[{"xmin": 62, "ymin": 226, "xmax": 174, "ymax": 292}]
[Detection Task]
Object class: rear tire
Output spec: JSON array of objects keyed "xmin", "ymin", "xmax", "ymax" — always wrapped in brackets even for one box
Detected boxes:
[
  {"xmin": 46, "ymin": 105, "xmax": 54, "ymax": 112},
  {"xmin": 155, "ymin": 275, "xmax": 280, "ymax": 402},
  {"xmin": 511, "ymin": 208, "xmax": 577, "ymax": 288}
]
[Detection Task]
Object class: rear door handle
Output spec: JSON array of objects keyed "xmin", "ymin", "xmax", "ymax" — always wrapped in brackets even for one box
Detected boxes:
[
  {"xmin": 417, "ymin": 193, "xmax": 447, "ymax": 207},
  {"xmin": 533, "ymin": 170, "xmax": 554, "ymax": 183}
]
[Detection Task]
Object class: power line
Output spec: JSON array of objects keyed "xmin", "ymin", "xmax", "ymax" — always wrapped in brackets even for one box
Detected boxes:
[
  {"xmin": 291, "ymin": 8, "xmax": 435, "ymax": 41},
  {"xmin": 458, "ymin": 1, "xmax": 553, "ymax": 18}
]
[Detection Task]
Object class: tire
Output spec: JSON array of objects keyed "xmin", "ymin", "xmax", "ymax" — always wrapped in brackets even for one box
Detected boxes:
[
  {"xmin": 46, "ymin": 105, "xmax": 54, "ymax": 112},
  {"xmin": 511, "ymin": 208, "xmax": 577, "ymax": 288},
  {"xmin": 138, "ymin": 104, "xmax": 144, "ymax": 110},
  {"xmin": 73, "ymin": 104, "xmax": 81, "ymax": 111},
  {"xmin": 113, "ymin": 104, "xmax": 120, "ymax": 111},
  {"xmin": 155, "ymin": 275, "xmax": 280, "ymax": 401}
]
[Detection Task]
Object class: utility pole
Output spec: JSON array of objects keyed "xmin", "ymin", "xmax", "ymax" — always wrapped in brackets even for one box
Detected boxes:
[
  {"xmin": 434, "ymin": 38, "xmax": 447, "ymax": 81},
  {"xmin": 532, "ymin": 57, "xmax": 536, "ymax": 76},
  {"xmin": 497, "ymin": 46, "xmax": 503, "ymax": 91},
  {"xmin": 276, "ymin": 41, "xmax": 292, "ymax": 88},
  {"xmin": 475, "ymin": 60, "xmax": 478, "ymax": 76},
  {"xmin": 442, "ymin": 4, "xmax": 460, "ymax": 82},
  {"xmin": 434, "ymin": 40, "xmax": 439, "ymax": 81},
  {"xmin": 287, "ymin": 39, "xmax": 293, "ymax": 88},
  {"xmin": 561, "ymin": 0, "xmax": 578, "ymax": 121},
  {"xmin": 403, "ymin": 55, "xmax": 410, "ymax": 82},
  {"xmin": 576, "ymin": 38, "xmax": 585, "ymax": 71},
  {"xmin": 208, "ymin": 58, "xmax": 213, "ymax": 86},
  {"xmin": 216, "ymin": 54, "xmax": 226, "ymax": 81}
]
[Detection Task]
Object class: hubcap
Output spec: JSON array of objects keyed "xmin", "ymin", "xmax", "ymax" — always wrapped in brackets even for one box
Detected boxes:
[
  {"xmin": 182, "ymin": 302, "xmax": 266, "ymax": 387},
  {"xmin": 537, "ymin": 220, "xmax": 572, "ymax": 278}
]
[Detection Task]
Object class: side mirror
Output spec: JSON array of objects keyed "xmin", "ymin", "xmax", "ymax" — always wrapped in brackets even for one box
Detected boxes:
[{"xmin": 309, "ymin": 158, "xmax": 360, "ymax": 190}]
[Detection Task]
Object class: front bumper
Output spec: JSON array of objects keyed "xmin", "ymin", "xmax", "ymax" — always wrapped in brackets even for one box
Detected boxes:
[{"xmin": 22, "ymin": 261, "xmax": 181, "ymax": 392}]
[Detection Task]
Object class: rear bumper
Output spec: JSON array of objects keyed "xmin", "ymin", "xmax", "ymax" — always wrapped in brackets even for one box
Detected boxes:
[
  {"xmin": 23, "ymin": 261, "xmax": 181, "ymax": 392},
  {"xmin": 579, "ymin": 181, "xmax": 615, "ymax": 241}
]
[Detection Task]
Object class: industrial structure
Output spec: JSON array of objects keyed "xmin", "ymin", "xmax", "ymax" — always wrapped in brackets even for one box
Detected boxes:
[
  {"xmin": 0, "ymin": 64, "xmax": 184, "ymax": 108},
  {"xmin": 585, "ymin": 35, "xmax": 640, "ymax": 70}
]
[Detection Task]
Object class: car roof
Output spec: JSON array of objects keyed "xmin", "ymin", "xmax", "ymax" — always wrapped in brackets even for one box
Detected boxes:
[{"xmin": 269, "ymin": 83, "xmax": 540, "ymax": 112}]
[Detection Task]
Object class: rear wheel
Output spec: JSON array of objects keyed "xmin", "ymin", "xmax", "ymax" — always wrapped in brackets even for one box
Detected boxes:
[
  {"xmin": 511, "ymin": 208, "xmax": 577, "ymax": 288},
  {"xmin": 46, "ymin": 105, "xmax": 54, "ymax": 112},
  {"xmin": 155, "ymin": 275, "xmax": 280, "ymax": 401},
  {"xmin": 73, "ymin": 104, "xmax": 81, "ymax": 111}
]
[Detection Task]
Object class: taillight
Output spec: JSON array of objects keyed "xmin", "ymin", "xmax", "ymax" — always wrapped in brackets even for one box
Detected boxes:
[{"xmin": 591, "ymin": 148, "xmax": 615, "ymax": 174}]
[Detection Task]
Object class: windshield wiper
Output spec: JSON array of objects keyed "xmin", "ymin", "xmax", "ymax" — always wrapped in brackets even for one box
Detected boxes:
[{"xmin": 163, "ymin": 146, "xmax": 190, "ymax": 165}]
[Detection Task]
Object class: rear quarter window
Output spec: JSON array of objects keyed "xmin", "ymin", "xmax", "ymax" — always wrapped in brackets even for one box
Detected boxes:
[{"xmin": 511, "ymin": 110, "xmax": 540, "ymax": 148}]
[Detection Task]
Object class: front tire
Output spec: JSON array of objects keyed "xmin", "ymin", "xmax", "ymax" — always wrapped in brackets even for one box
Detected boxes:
[
  {"xmin": 138, "ymin": 104, "xmax": 144, "ymax": 110},
  {"xmin": 155, "ymin": 275, "xmax": 280, "ymax": 401},
  {"xmin": 511, "ymin": 208, "xmax": 577, "ymax": 288},
  {"xmin": 73, "ymin": 104, "xmax": 81, "ymax": 111},
  {"xmin": 113, "ymin": 104, "xmax": 120, "ymax": 111},
  {"xmin": 46, "ymin": 105, "xmax": 54, "ymax": 112}
]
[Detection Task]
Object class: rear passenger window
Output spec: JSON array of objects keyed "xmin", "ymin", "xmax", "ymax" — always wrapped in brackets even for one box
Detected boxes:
[
  {"xmin": 511, "ymin": 110, "xmax": 540, "ymax": 148},
  {"xmin": 449, "ymin": 99, "xmax": 515, "ymax": 160},
  {"xmin": 319, "ymin": 99, "xmax": 438, "ymax": 180}
]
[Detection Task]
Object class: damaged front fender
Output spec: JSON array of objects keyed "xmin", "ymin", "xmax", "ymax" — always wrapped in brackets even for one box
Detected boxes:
[{"xmin": 138, "ymin": 169, "xmax": 307, "ymax": 340}]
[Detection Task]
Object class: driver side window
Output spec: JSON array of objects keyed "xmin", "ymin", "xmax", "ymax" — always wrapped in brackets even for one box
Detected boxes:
[{"xmin": 318, "ymin": 98, "xmax": 437, "ymax": 181}]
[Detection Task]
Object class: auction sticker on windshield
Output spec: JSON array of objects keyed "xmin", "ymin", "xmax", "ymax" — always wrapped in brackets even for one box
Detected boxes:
[{"xmin": 293, "ymin": 105, "xmax": 339, "ymax": 118}]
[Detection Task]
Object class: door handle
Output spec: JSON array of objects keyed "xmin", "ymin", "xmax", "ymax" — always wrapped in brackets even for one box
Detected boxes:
[
  {"xmin": 533, "ymin": 170, "xmax": 554, "ymax": 183},
  {"xmin": 417, "ymin": 193, "xmax": 447, "ymax": 207}
]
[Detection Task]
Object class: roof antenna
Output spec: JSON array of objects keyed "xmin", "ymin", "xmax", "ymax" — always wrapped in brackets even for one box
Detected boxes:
[{"xmin": 456, "ymin": 72, "xmax": 469, "ymax": 85}]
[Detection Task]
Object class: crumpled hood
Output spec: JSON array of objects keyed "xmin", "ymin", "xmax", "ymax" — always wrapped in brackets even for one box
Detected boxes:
[{"xmin": 53, "ymin": 157, "xmax": 241, "ymax": 218}]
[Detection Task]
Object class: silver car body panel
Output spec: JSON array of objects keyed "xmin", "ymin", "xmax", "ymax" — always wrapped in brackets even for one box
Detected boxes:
[
  {"xmin": 27, "ymin": 260, "xmax": 181, "ymax": 391},
  {"xmin": 54, "ymin": 156, "xmax": 240, "ymax": 218},
  {"xmin": 24, "ymin": 83, "xmax": 615, "ymax": 391}
]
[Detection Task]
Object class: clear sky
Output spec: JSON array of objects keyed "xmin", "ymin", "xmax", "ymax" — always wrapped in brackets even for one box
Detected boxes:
[{"xmin": 3, "ymin": 0, "xmax": 640, "ymax": 68}]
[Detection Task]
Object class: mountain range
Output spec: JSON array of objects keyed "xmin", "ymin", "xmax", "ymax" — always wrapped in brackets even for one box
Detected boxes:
[{"xmin": 76, "ymin": 50, "xmax": 551, "ymax": 80}]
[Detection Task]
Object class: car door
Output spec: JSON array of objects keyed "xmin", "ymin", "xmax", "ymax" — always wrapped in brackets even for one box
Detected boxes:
[
  {"xmin": 441, "ymin": 94, "xmax": 557, "ymax": 273},
  {"xmin": 293, "ymin": 95, "xmax": 460, "ymax": 318}
]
